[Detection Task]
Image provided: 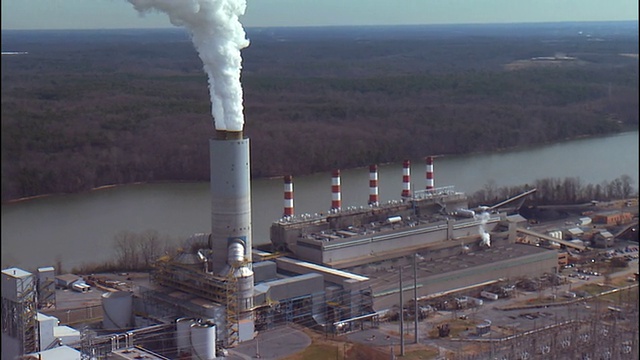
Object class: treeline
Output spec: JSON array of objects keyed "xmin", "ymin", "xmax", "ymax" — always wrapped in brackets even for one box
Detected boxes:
[
  {"xmin": 69, "ymin": 229, "xmax": 209, "ymax": 275},
  {"xmin": 69, "ymin": 230, "xmax": 175, "ymax": 274},
  {"xmin": 2, "ymin": 28, "xmax": 638, "ymax": 201},
  {"xmin": 469, "ymin": 175, "xmax": 636, "ymax": 207}
]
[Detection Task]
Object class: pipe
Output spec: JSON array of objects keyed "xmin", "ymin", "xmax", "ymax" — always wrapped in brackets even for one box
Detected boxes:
[
  {"xmin": 227, "ymin": 240, "xmax": 246, "ymax": 267},
  {"xmin": 368, "ymin": 164, "xmax": 379, "ymax": 206},
  {"xmin": 284, "ymin": 175, "xmax": 294, "ymax": 217},
  {"xmin": 331, "ymin": 169, "xmax": 341, "ymax": 212},
  {"xmin": 401, "ymin": 160, "xmax": 411, "ymax": 199},
  {"xmin": 197, "ymin": 249, "xmax": 209, "ymax": 273}
]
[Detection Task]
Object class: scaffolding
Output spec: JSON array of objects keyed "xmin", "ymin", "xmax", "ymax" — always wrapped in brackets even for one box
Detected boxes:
[
  {"xmin": 1, "ymin": 269, "xmax": 38, "ymax": 356},
  {"xmin": 37, "ymin": 268, "xmax": 56, "ymax": 310},
  {"xmin": 150, "ymin": 258, "xmax": 245, "ymax": 347},
  {"xmin": 151, "ymin": 261, "xmax": 228, "ymax": 304},
  {"xmin": 225, "ymin": 271, "xmax": 239, "ymax": 347}
]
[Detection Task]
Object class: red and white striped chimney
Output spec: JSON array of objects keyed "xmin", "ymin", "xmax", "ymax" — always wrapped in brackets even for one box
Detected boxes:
[
  {"xmin": 283, "ymin": 175, "xmax": 294, "ymax": 217},
  {"xmin": 331, "ymin": 169, "xmax": 341, "ymax": 212},
  {"xmin": 401, "ymin": 160, "xmax": 411, "ymax": 199},
  {"xmin": 425, "ymin": 156, "xmax": 434, "ymax": 191},
  {"xmin": 368, "ymin": 164, "xmax": 379, "ymax": 206}
]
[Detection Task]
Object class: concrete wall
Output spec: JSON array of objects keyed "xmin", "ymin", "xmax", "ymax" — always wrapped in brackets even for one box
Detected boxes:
[
  {"xmin": 263, "ymin": 273, "xmax": 324, "ymax": 302},
  {"xmin": 253, "ymin": 261, "xmax": 278, "ymax": 283}
]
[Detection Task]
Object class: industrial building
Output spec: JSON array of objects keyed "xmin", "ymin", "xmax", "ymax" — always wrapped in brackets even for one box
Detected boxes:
[
  {"xmin": 2, "ymin": 135, "xmax": 583, "ymax": 360},
  {"xmin": 2, "ymin": 145, "xmax": 567, "ymax": 359},
  {"xmin": 592, "ymin": 210, "xmax": 634, "ymax": 226}
]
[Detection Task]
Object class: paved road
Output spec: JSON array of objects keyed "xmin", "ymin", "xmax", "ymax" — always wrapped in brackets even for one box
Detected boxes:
[{"xmin": 226, "ymin": 326, "xmax": 311, "ymax": 360}]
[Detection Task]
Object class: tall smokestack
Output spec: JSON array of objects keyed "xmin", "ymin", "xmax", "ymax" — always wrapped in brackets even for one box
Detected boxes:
[
  {"xmin": 208, "ymin": 137, "xmax": 252, "ymax": 274},
  {"xmin": 127, "ymin": 0, "xmax": 252, "ymax": 271},
  {"xmin": 401, "ymin": 160, "xmax": 411, "ymax": 199},
  {"xmin": 425, "ymin": 156, "xmax": 434, "ymax": 191},
  {"xmin": 127, "ymin": 0, "xmax": 255, "ymax": 344},
  {"xmin": 331, "ymin": 169, "xmax": 342, "ymax": 212},
  {"xmin": 283, "ymin": 175, "xmax": 294, "ymax": 217},
  {"xmin": 369, "ymin": 164, "xmax": 379, "ymax": 206}
]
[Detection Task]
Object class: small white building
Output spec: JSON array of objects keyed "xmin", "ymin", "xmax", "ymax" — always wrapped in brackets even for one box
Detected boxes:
[
  {"xmin": 25, "ymin": 345, "xmax": 81, "ymax": 360},
  {"xmin": 565, "ymin": 227, "xmax": 584, "ymax": 239},
  {"xmin": 55, "ymin": 274, "xmax": 91, "ymax": 292},
  {"xmin": 37, "ymin": 313, "xmax": 81, "ymax": 351},
  {"xmin": 579, "ymin": 217, "xmax": 592, "ymax": 226}
]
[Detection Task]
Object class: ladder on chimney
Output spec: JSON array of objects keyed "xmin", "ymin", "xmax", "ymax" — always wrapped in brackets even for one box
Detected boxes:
[{"xmin": 225, "ymin": 272, "xmax": 239, "ymax": 347}]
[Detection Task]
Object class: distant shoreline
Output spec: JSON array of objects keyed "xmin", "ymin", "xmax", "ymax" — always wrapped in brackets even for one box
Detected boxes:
[{"xmin": 1, "ymin": 19, "xmax": 638, "ymax": 34}]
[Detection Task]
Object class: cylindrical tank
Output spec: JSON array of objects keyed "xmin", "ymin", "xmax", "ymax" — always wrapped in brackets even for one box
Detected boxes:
[
  {"xmin": 101, "ymin": 291, "xmax": 133, "ymax": 330},
  {"xmin": 386, "ymin": 216, "xmax": 402, "ymax": 224},
  {"xmin": 191, "ymin": 321, "xmax": 216, "ymax": 360},
  {"xmin": 235, "ymin": 267, "xmax": 254, "ymax": 312},
  {"xmin": 176, "ymin": 318, "xmax": 196, "ymax": 356}
]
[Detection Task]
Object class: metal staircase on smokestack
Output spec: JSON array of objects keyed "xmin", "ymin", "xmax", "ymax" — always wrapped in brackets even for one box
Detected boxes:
[{"xmin": 225, "ymin": 266, "xmax": 240, "ymax": 347}]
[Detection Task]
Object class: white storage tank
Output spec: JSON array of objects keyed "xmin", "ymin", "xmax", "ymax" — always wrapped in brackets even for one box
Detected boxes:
[
  {"xmin": 101, "ymin": 291, "xmax": 133, "ymax": 330},
  {"xmin": 176, "ymin": 318, "xmax": 196, "ymax": 356},
  {"xmin": 386, "ymin": 216, "xmax": 402, "ymax": 224},
  {"xmin": 190, "ymin": 321, "xmax": 216, "ymax": 360}
]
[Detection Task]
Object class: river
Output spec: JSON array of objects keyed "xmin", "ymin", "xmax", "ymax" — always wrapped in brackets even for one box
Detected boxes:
[{"xmin": 1, "ymin": 131, "xmax": 637, "ymax": 271}]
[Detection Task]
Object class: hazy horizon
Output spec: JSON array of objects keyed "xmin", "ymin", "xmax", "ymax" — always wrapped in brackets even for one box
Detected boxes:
[
  {"xmin": 2, "ymin": 0, "xmax": 638, "ymax": 31},
  {"xmin": 1, "ymin": 19, "xmax": 637, "ymax": 33}
]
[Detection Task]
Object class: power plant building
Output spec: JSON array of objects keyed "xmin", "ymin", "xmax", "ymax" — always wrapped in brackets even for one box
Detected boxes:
[
  {"xmin": 2, "ymin": 143, "xmax": 561, "ymax": 359},
  {"xmin": 135, "ymin": 146, "xmax": 558, "ymax": 353}
]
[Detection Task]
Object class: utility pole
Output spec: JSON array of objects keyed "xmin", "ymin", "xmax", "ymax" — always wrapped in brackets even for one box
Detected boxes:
[
  {"xmin": 400, "ymin": 266, "xmax": 405, "ymax": 356},
  {"xmin": 255, "ymin": 337, "xmax": 260, "ymax": 358},
  {"xmin": 414, "ymin": 253, "xmax": 418, "ymax": 344}
]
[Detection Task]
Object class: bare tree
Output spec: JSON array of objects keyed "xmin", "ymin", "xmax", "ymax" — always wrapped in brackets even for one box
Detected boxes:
[
  {"xmin": 138, "ymin": 229, "xmax": 164, "ymax": 268},
  {"xmin": 114, "ymin": 230, "xmax": 140, "ymax": 270},
  {"xmin": 620, "ymin": 174, "xmax": 634, "ymax": 198}
]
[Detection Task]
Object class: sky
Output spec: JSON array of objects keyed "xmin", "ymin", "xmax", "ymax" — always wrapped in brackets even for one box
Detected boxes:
[{"xmin": 1, "ymin": 0, "xmax": 638, "ymax": 30}]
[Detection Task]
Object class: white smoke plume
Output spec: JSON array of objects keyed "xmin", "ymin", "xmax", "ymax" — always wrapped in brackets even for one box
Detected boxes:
[
  {"xmin": 127, "ymin": 0, "xmax": 249, "ymax": 131},
  {"xmin": 477, "ymin": 211, "xmax": 491, "ymax": 247}
]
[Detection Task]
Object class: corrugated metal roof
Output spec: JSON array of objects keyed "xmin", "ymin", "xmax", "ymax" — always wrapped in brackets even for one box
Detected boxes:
[
  {"xmin": 110, "ymin": 347, "xmax": 169, "ymax": 359},
  {"xmin": 568, "ymin": 227, "xmax": 584, "ymax": 235},
  {"xmin": 262, "ymin": 272, "xmax": 322, "ymax": 287},
  {"xmin": 506, "ymin": 214, "xmax": 527, "ymax": 223},
  {"xmin": 27, "ymin": 345, "xmax": 81, "ymax": 360},
  {"xmin": 277, "ymin": 257, "xmax": 369, "ymax": 282},
  {"xmin": 2, "ymin": 267, "xmax": 32, "ymax": 278},
  {"xmin": 55, "ymin": 274, "xmax": 80, "ymax": 284},
  {"xmin": 599, "ymin": 231, "xmax": 614, "ymax": 238}
]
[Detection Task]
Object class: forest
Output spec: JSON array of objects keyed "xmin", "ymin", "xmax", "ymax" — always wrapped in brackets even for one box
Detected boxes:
[{"xmin": 1, "ymin": 23, "xmax": 638, "ymax": 202}]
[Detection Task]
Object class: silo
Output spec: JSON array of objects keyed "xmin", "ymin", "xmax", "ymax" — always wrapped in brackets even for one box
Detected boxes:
[
  {"xmin": 190, "ymin": 321, "xmax": 216, "ymax": 360},
  {"xmin": 101, "ymin": 291, "xmax": 133, "ymax": 330},
  {"xmin": 176, "ymin": 318, "xmax": 196, "ymax": 356}
]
